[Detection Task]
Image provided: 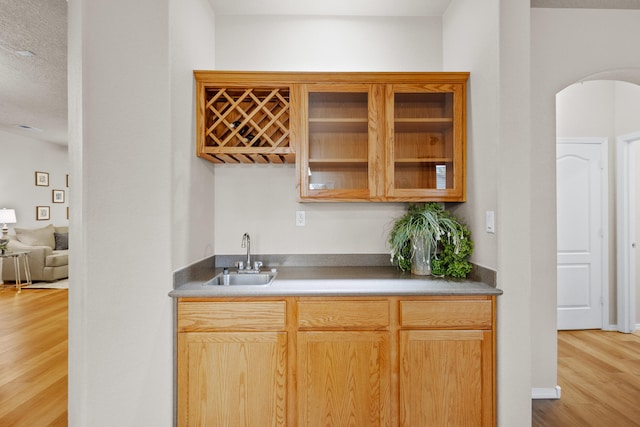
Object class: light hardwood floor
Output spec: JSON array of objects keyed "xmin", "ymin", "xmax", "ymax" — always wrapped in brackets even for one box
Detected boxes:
[
  {"xmin": 0, "ymin": 287, "xmax": 67, "ymax": 427},
  {"xmin": 1, "ymin": 287, "xmax": 638, "ymax": 426},
  {"xmin": 533, "ymin": 329, "xmax": 640, "ymax": 427}
]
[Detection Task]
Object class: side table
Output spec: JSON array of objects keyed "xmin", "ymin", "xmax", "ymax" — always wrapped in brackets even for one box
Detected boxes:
[{"xmin": 0, "ymin": 251, "xmax": 32, "ymax": 293}]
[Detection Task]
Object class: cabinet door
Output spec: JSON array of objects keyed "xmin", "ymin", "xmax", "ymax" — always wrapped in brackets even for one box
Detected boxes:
[
  {"xmin": 399, "ymin": 330, "xmax": 494, "ymax": 427},
  {"xmin": 297, "ymin": 331, "xmax": 390, "ymax": 426},
  {"xmin": 298, "ymin": 84, "xmax": 384, "ymax": 201},
  {"xmin": 177, "ymin": 331, "xmax": 287, "ymax": 427},
  {"xmin": 385, "ymin": 83, "xmax": 466, "ymax": 201}
]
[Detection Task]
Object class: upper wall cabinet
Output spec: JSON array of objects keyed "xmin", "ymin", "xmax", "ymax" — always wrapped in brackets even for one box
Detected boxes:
[
  {"xmin": 298, "ymin": 74, "xmax": 468, "ymax": 202},
  {"xmin": 195, "ymin": 71, "xmax": 468, "ymax": 202}
]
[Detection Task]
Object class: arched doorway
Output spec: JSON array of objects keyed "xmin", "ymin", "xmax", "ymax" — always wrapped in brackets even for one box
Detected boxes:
[{"xmin": 556, "ymin": 78, "xmax": 640, "ymax": 333}]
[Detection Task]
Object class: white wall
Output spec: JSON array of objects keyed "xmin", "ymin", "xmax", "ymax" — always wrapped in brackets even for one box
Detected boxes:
[
  {"xmin": 557, "ymin": 81, "xmax": 615, "ymax": 137},
  {"xmin": 444, "ymin": 2, "xmax": 536, "ymax": 423},
  {"xmin": 443, "ymin": 0, "xmax": 499, "ymax": 271},
  {"xmin": 495, "ymin": 0, "xmax": 534, "ymax": 423},
  {"xmin": 170, "ymin": 0, "xmax": 217, "ymax": 269},
  {"xmin": 531, "ymin": 7, "xmax": 640, "ymax": 394},
  {"xmin": 0, "ymin": 131, "xmax": 68, "ymax": 229},
  {"xmin": 68, "ymin": 0, "xmax": 175, "ymax": 425},
  {"xmin": 214, "ymin": 165, "xmax": 404, "ymax": 255},
  {"xmin": 216, "ymin": 15, "xmax": 442, "ymax": 72},
  {"xmin": 445, "ymin": 0, "xmax": 535, "ymax": 422},
  {"xmin": 212, "ymin": 15, "xmax": 440, "ymax": 257}
]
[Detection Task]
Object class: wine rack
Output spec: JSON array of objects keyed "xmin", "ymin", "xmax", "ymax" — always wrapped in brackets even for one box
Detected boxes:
[{"xmin": 197, "ymin": 85, "xmax": 294, "ymax": 164}]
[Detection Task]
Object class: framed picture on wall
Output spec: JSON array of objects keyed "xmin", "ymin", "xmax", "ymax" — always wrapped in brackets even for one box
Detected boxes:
[
  {"xmin": 35, "ymin": 171, "xmax": 49, "ymax": 187},
  {"xmin": 36, "ymin": 206, "xmax": 50, "ymax": 221},
  {"xmin": 52, "ymin": 189, "xmax": 65, "ymax": 203}
]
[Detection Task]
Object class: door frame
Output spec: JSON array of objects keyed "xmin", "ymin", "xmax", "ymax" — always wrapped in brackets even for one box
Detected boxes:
[
  {"xmin": 616, "ymin": 132, "xmax": 639, "ymax": 333},
  {"xmin": 557, "ymin": 137, "xmax": 609, "ymax": 330}
]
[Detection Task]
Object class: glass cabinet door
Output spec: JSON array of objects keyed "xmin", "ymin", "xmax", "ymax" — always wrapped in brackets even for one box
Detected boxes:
[
  {"xmin": 300, "ymin": 84, "xmax": 381, "ymax": 200},
  {"xmin": 386, "ymin": 84, "xmax": 465, "ymax": 201}
]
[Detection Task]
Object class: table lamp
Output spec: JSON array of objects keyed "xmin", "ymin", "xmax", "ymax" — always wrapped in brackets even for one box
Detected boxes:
[{"xmin": 0, "ymin": 208, "xmax": 17, "ymax": 242}]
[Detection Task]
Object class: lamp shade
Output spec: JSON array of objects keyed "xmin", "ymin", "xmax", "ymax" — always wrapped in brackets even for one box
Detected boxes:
[{"xmin": 0, "ymin": 208, "xmax": 16, "ymax": 224}]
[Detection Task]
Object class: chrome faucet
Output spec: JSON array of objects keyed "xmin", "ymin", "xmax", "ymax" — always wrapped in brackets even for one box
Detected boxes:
[
  {"xmin": 242, "ymin": 232, "xmax": 251, "ymax": 268},
  {"xmin": 237, "ymin": 233, "xmax": 263, "ymax": 273}
]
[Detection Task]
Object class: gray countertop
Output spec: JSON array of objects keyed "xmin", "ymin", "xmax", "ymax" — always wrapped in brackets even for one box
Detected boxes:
[{"xmin": 169, "ymin": 266, "xmax": 502, "ymax": 298}]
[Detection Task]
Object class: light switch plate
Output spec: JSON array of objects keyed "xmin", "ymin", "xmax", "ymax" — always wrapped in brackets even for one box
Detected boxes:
[{"xmin": 486, "ymin": 211, "xmax": 495, "ymax": 234}]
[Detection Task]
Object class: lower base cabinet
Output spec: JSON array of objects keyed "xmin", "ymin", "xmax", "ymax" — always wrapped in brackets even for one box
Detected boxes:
[
  {"xmin": 399, "ymin": 330, "xmax": 493, "ymax": 426},
  {"xmin": 176, "ymin": 295, "xmax": 496, "ymax": 427},
  {"xmin": 177, "ymin": 332, "xmax": 287, "ymax": 426},
  {"xmin": 297, "ymin": 331, "xmax": 391, "ymax": 426}
]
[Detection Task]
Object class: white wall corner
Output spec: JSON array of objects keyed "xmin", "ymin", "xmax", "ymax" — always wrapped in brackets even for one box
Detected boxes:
[{"xmin": 531, "ymin": 386, "xmax": 561, "ymax": 400}]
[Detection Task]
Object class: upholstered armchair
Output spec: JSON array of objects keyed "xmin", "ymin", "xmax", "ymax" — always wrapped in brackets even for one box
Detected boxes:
[{"xmin": 1, "ymin": 224, "xmax": 68, "ymax": 282}]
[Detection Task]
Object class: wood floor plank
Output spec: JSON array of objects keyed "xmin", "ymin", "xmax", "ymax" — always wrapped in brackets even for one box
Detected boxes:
[
  {"xmin": 533, "ymin": 330, "xmax": 640, "ymax": 427},
  {"xmin": 0, "ymin": 288, "xmax": 68, "ymax": 426}
]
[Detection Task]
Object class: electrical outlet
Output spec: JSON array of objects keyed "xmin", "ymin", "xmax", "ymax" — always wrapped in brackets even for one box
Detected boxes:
[{"xmin": 296, "ymin": 210, "xmax": 306, "ymax": 226}]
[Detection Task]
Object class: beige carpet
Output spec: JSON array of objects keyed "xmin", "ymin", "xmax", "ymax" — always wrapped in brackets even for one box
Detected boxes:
[{"xmin": 23, "ymin": 279, "xmax": 68, "ymax": 289}]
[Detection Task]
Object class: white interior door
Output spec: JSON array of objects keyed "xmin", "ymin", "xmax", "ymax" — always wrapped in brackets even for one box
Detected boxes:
[{"xmin": 557, "ymin": 138, "xmax": 607, "ymax": 330}]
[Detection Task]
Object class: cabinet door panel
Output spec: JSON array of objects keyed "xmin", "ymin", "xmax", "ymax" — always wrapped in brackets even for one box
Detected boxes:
[
  {"xmin": 298, "ymin": 331, "xmax": 390, "ymax": 426},
  {"xmin": 385, "ymin": 83, "xmax": 466, "ymax": 201},
  {"xmin": 178, "ymin": 332, "xmax": 287, "ymax": 427},
  {"xmin": 399, "ymin": 330, "xmax": 493, "ymax": 427},
  {"xmin": 299, "ymin": 84, "xmax": 384, "ymax": 201}
]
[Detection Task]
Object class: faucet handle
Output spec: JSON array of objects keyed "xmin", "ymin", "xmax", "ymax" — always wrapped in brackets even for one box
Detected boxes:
[
  {"xmin": 253, "ymin": 261, "xmax": 263, "ymax": 271},
  {"xmin": 236, "ymin": 261, "xmax": 244, "ymax": 270}
]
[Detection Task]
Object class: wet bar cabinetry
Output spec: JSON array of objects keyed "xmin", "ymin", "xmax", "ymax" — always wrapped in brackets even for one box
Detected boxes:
[
  {"xmin": 176, "ymin": 295, "xmax": 495, "ymax": 426},
  {"xmin": 195, "ymin": 71, "xmax": 468, "ymax": 202}
]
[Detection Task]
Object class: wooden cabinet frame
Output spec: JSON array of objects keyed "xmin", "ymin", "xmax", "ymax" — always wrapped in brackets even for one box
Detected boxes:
[
  {"xmin": 298, "ymin": 75, "xmax": 468, "ymax": 202},
  {"xmin": 194, "ymin": 71, "xmax": 468, "ymax": 202},
  {"xmin": 177, "ymin": 294, "xmax": 495, "ymax": 426}
]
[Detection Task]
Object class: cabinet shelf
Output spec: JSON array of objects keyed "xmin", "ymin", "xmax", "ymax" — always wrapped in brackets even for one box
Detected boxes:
[
  {"xmin": 309, "ymin": 158, "xmax": 368, "ymax": 165},
  {"xmin": 309, "ymin": 118, "xmax": 368, "ymax": 133},
  {"xmin": 395, "ymin": 157, "xmax": 453, "ymax": 164},
  {"xmin": 394, "ymin": 118, "xmax": 453, "ymax": 132}
]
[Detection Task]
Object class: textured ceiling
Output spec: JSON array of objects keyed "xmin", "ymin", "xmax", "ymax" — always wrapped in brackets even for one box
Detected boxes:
[
  {"xmin": 0, "ymin": 0, "xmax": 67, "ymax": 145},
  {"xmin": 0, "ymin": 0, "xmax": 638, "ymax": 147}
]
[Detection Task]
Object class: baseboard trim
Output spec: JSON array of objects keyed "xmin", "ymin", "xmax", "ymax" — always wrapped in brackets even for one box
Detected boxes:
[{"xmin": 531, "ymin": 386, "xmax": 562, "ymax": 400}]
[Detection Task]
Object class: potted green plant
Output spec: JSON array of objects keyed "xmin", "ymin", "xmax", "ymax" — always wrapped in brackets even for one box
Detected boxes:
[{"xmin": 388, "ymin": 203, "xmax": 473, "ymax": 278}]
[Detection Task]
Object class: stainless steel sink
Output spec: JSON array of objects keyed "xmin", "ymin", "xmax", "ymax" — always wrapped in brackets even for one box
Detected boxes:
[{"xmin": 207, "ymin": 271, "xmax": 276, "ymax": 286}]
